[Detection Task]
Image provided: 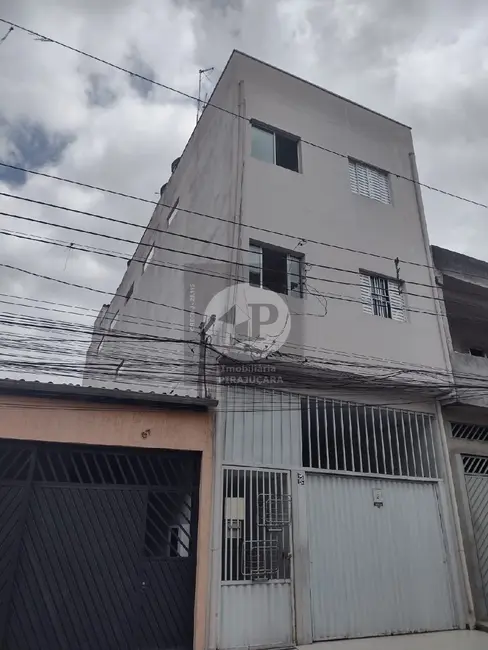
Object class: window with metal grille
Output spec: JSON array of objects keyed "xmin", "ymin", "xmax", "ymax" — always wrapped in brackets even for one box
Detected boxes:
[
  {"xmin": 451, "ymin": 423, "xmax": 488, "ymax": 442},
  {"xmin": 251, "ymin": 123, "xmax": 300, "ymax": 172},
  {"xmin": 249, "ymin": 243, "xmax": 303, "ymax": 297},
  {"xmin": 144, "ymin": 491, "xmax": 192, "ymax": 558},
  {"xmin": 463, "ymin": 455, "xmax": 488, "ymax": 475},
  {"xmin": 360, "ymin": 272, "xmax": 404, "ymax": 321},
  {"xmin": 301, "ymin": 397, "xmax": 438, "ymax": 479},
  {"xmin": 349, "ymin": 159, "xmax": 391, "ymax": 204},
  {"xmin": 221, "ymin": 468, "xmax": 291, "ymax": 582}
]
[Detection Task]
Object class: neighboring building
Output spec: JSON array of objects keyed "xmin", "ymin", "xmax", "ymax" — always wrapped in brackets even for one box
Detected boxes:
[
  {"xmin": 85, "ymin": 52, "xmax": 474, "ymax": 645},
  {"xmin": 433, "ymin": 245, "xmax": 488, "ymax": 625},
  {"xmin": 0, "ymin": 379, "xmax": 216, "ymax": 650}
]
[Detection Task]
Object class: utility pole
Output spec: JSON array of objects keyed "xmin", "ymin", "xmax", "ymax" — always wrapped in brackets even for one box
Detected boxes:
[{"xmin": 198, "ymin": 314, "xmax": 216, "ymax": 398}]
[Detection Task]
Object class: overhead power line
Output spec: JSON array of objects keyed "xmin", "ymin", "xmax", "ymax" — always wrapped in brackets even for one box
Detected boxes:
[{"xmin": 1, "ymin": 17, "xmax": 488, "ymax": 213}]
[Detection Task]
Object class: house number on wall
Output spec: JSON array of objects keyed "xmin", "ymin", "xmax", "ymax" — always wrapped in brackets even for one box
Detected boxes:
[{"xmin": 297, "ymin": 472, "xmax": 305, "ymax": 486}]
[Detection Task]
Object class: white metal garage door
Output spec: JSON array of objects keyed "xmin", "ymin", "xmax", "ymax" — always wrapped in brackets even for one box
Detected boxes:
[
  {"xmin": 464, "ymin": 458, "xmax": 488, "ymax": 612},
  {"xmin": 307, "ymin": 473, "xmax": 456, "ymax": 641}
]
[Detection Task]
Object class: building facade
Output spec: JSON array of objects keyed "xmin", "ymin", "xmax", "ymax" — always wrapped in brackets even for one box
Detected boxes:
[
  {"xmin": 433, "ymin": 245, "xmax": 488, "ymax": 626},
  {"xmin": 85, "ymin": 52, "xmax": 475, "ymax": 644},
  {"xmin": 0, "ymin": 380, "xmax": 215, "ymax": 650}
]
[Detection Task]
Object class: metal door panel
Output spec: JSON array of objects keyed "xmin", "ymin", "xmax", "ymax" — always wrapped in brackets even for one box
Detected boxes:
[
  {"xmin": 4, "ymin": 486, "xmax": 145, "ymax": 650},
  {"xmin": 465, "ymin": 474, "xmax": 488, "ymax": 611},
  {"xmin": 307, "ymin": 474, "xmax": 455, "ymax": 640}
]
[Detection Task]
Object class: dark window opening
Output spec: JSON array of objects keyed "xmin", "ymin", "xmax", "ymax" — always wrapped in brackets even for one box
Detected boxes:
[
  {"xmin": 249, "ymin": 243, "xmax": 303, "ymax": 297},
  {"xmin": 251, "ymin": 124, "xmax": 299, "ymax": 173},
  {"xmin": 275, "ymin": 132, "xmax": 299, "ymax": 172},
  {"xmin": 125, "ymin": 283, "xmax": 134, "ymax": 304}
]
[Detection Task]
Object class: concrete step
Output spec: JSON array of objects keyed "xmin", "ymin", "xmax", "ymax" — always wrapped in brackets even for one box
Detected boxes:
[{"xmin": 476, "ymin": 621, "xmax": 488, "ymax": 633}]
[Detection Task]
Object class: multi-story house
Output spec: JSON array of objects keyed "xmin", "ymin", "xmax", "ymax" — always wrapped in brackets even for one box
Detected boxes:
[
  {"xmin": 433, "ymin": 245, "xmax": 488, "ymax": 628},
  {"xmin": 85, "ymin": 52, "xmax": 474, "ymax": 646}
]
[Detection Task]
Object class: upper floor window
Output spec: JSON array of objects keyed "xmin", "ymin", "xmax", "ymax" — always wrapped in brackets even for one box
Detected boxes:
[
  {"xmin": 167, "ymin": 198, "xmax": 180, "ymax": 226},
  {"xmin": 251, "ymin": 123, "xmax": 299, "ymax": 172},
  {"xmin": 249, "ymin": 243, "xmax": 303, "ymax": 297},
  {"xmin": 125, "ymin": 283, "xmax": 134, "ymax": 304},
  {"xmin": 349, "ymin": 159, "xmax": 391, "ymax": 204},
  {"xmin": 109, "ymin": 311, "xmax": 119, "ymax": 331},
  {"xmin": 360, "ymin": 272, "xmax": 404, "ymax": 321},
  {"xmin": 143, "ymin": 246, "xmax": 155, "ymax": 273}
]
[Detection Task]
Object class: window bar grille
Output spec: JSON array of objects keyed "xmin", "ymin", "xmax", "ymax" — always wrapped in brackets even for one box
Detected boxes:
[
  {"xmin": 307, "ymin": 398, "xmax": 313, "ymax": 468},
  {"xmin": 348, "ymin": 404, "xmax": 355, "ymax": 472},
  {"xmin": 415, "ymin": 414, "xmax": 425, "ymax": 478},
  {"xmin": 370, "ymin": 405, "xmax": 378, "ymax": 474},
  {"xmin": 340, "ymin": 401, "xmax": 346, "ymax": 471},
  {"xmin": 315, "ymin": 399, "xmax": 322, "ymax": 469},
  {"xmin": 378, "ymin": 407, "xmax": 387, "ymax": 474},
  {"xmin": 331, "ymin": 401, "xmax": 337, "ymax": 470},
  {"xmin": 408, "ymin": 412, "xmax": 417, "ymax": 477},
  {"xmin": 325, "ymin": 401, "xmax": 330, "ymax": 470},
  {"xmin": 427, "ymin": 417, "xmax": 438, "ymax": 478},
  {"xmin": 357, "ymin": 404, "xmax": 363, "ymax": 473}
]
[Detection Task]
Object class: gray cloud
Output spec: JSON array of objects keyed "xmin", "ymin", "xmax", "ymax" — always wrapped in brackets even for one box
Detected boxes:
[{"xmin": 1, "ymin": 0, "xmax": 488, "ymax": 381}]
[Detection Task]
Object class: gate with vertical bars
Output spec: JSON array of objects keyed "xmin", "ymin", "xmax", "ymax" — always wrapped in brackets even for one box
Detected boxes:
[{"xmin": 0, "ymin": 439, "xmax": 200, "ymax": 650}]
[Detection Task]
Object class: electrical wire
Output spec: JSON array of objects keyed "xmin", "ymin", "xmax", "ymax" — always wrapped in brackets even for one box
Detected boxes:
[{"xmin": 1, "ymin": 17, "xmax": 488, "ymax": 214}]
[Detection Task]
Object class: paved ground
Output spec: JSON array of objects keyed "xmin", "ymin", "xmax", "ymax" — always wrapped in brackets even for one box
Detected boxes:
[{"xmin": 298, "ymin": 630, "xmax": 488, "ymax": 650}]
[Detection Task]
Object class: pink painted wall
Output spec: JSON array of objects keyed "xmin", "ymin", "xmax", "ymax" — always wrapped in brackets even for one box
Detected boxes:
[{"xmin": 0, "ymin": 395, "xmax": 213, "ymax": 650}]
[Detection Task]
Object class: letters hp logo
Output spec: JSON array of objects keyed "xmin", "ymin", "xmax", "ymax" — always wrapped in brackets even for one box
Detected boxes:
[{"xmin": 204, "ymin": 283, "xmax": 291, "ymax": 361}]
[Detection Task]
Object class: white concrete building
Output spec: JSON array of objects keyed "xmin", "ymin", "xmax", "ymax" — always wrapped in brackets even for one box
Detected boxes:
[{"xmin": 85, "ymin": 52, "xmax": 475, "ymax": 646}]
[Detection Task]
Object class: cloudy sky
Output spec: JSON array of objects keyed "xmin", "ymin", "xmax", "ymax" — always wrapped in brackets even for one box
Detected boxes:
[{"xmin": 0, "ymin": 0, "xmax": 487, "ymax": 383}]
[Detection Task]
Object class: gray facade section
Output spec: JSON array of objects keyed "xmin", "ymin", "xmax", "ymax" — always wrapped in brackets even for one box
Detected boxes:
[
  {"xmin": 223, "ymin": 388, "xmax": 301, "ymax": 466},
  {"xmin": 219, "ymin": 583, "xmax": 293, "ymax": 650}
]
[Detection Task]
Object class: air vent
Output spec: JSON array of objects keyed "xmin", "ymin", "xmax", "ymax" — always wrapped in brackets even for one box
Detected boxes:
[{"xmin": 451, "ymin": 423, "xmax": 488, "ymax": 441}]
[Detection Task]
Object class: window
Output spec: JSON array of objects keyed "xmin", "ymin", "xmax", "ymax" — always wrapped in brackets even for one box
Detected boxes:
[
  {"xmin": 109, "ymin": 311, "xmax": 119, "ymax": 331},
  {"xmin": 349, "ymin": 159, "xmax": 391, "ymax": 204},
  {"xmin": 249, "ymin": 243, "xmax": 303, "ymax": 297},
  {"xmin": 251, "ymin": 123, "xmax": 299, "ymax": 172},
  {"xmin": 167, "ymin": 198, "xmax": 180, "ymax": 226},
  {"xmin": 360, "ymin": 272, "xmax": 404, "ymax": 321},
  {"xmin": 125, "ymin": 283, "xmax": 134, "ymax": 304},
  {"xmin": 143, "ymin": 245, "xmax": 155, "ymax": 273}
]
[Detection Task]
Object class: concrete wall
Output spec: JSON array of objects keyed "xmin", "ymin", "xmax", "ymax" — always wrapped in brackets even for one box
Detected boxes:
[
  {"xmin": 85, "ymin": 55, "xmax": 244, "ymax": 394},
  {"xmin": 86, "ymin": 51, "xmax": 451, "ymax": 392},
  {"xmin": 233, "ymin": 53, "xmax": 449, "ymax": 374},
  {"xmin": 0, "ymin": 395, "xmax": 213, "ymax": 650}
]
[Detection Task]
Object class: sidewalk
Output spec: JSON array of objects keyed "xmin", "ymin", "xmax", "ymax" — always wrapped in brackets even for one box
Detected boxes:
[{"xmin": 298, "ymin": 630, "xmax": 487, "ymax": 650}]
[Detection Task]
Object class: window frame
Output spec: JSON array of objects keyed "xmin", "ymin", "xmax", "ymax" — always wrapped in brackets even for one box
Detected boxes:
[
  {"xmin": 167, "ymin": 197, "xmax": 180, "ymax": 226},
  {"xmin": 250, "ymin": 121, "xmax": 301, "ymax": 173},
  {"xmin": 360, "ymin": 270, "xmax": 405, "ymax": 322},
  {"xmin": 143, "ymin": 245, "xmax": 155, "ymax": 273},
  {"xmin": 348, "ymin": 158, "xmax": 391, "ymax": 204},
  {"xmin": 249, "ymin": 241, "xmax": 304, "ymax": 298}
]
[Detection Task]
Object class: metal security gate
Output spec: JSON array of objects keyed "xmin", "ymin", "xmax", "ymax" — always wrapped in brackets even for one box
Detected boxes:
[
  {"xmin": 219, "ymin": 468, "xmax": 294, "ymax": 650},
  {"xmin": 464, "ymin": 456, "xmax": 488, "ymax": 613},
  {"xmin": 301, "ymin": 398, "xmax": 456, "ymax": 641},
  {"xmin": 0, "ymin": 440, "xmax": 200, "ymax": 650}
]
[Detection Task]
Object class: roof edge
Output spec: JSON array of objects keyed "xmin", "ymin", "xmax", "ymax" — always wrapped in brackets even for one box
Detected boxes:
[
  {"xmin": 230, "ymin": 49, "xmax": 411, "ymax": 130},
  {"xmin": 0, "ymin": 379, "xmax": 217, "ymax": 410}
]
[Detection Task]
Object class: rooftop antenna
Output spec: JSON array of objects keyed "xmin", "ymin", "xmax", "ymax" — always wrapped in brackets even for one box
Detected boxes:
[{"xmin": 197, "ymin": 67, "xmax": 214, "ymax": 124}]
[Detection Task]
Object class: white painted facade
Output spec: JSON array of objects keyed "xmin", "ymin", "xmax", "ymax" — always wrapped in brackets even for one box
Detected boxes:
[{"xmin": 84, "ymin": 53, "xmax": 475, "ymax": 644}]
